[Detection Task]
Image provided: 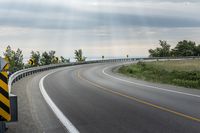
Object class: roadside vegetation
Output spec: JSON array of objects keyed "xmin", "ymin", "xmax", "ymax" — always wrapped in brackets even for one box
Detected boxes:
[
  {"xmin": 119, "ymin": 40, "xmax": 200, "ymax": 89},
  {"xmin": 118, "ymin": 60, "xmax": 200, "ymax": 89},
  {"xmin": 74, "ymin": 49, "xmax": 86, "ymax": 62},
  {"xmin": 149, "ymin": 40, "xmax": 200, "ymax": 57},
  {"xmin": 2, "ymin": 45, "xmax": 86, "ymax": 73}
]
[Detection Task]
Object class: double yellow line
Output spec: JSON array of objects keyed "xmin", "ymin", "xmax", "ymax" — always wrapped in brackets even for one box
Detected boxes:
[{"xmin": 77, "ymin": 71, "xmax": 200, "ymax": 123}]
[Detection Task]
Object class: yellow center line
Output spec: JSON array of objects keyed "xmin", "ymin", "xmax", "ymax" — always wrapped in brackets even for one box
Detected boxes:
[{"xmin": 77, "ymin": 71, "xmax": 200, "ymax": 123}]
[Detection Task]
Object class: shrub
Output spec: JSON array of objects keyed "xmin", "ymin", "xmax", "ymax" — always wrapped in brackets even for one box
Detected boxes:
[
  {"xmin": 172, "ymin": 79, "xmax": 199, "ymax": 88},
  {"xmin": 137, "ymin": 61, "xmax": 146, "ymax": 68},
  {"xmin": 118, "ymin": 61, "xmax": 200, "ymax": 89},
  {"xmin": 127, "ymin": 68, "xmax": 133, "ymax": 74}
]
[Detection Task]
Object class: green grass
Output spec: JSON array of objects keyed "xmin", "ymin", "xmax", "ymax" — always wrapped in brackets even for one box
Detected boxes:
[{"xmin": 118, "ymin": 59, "xmax": 200, "ymax": 89}]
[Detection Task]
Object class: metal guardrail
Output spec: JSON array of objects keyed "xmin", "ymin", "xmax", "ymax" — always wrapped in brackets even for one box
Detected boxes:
[{"xmin": 8, "ymin": 56, "xmax": 200, "ymax": 93}]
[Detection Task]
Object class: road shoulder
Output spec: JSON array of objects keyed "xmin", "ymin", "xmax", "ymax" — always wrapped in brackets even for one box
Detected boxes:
[{"xmin": 7, "ymin": 71, "xmax": 66, "ymax": 133}]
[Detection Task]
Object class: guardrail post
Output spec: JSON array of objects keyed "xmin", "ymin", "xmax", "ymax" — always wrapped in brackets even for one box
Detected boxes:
[
  {"xmin": 0, "ymin": 122, "xmax": 6, "ymax": 133},
  {"xmin": 9, "ymin": 94, "xmax": 18, "ymax": 122}
]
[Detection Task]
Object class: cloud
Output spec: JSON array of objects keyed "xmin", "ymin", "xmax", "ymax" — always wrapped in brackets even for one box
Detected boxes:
[
  {"xmin": 0, "ymin": 0, "xmax": 200, "ymax": 59},
  {"xmin": 0, "ymin": 0, "xmax": 200, "ymax": 30}
]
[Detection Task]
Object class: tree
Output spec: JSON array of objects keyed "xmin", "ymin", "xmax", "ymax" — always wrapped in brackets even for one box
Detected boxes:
[
  {"xmin": 149, "ymin": 49, "xmax": 160, "ymax": 57},
  {"xmin": 60, "ymin": 56, "xmax": 70, "ymax": 63},
  {"xmin": 159, "ymin": 40, "xmax": 171, "ymax": 57},
  {"xmin": 40, "ymin": 50, "xmax": 60, "ymax": 65},
  {"xmin": 74, "ymin": 49, "xmax": 86, "ymax": 62},
  {"xmin": 49, "ymin": 51, "xmax": 56, "ymax": 61},
  {"xmin": 149, "ymin": 40, "xmax": 171, "ymax": 57},
  {"xmin": 40, "ymin": 51, "xmax": 52, "ymax": 65},
  {"xmin": 4, "ymin": 45, "xmax": 24, "ymax": 72},
  {"xmin": 52, "ymin": 56, "xmax": 59, "ymax": 64},
  {"xmin": 102, "ymin": 56, "xmax": 105, "ymax": 60},
  {"xmin": 126, "ymin": 54, "xmax": 129, "ymax": 58},
  {"xmin": 40, "ymin": 52, "xmax": 50, "ymax": 65},
  {"xmin": 29, "ymin": 51, "xmax": 40, "ymax": 66},
  {"xmin": 194, "ymin": 44, "xmax": 200, "ymax": 56},
  {"xmin": 171, "ymin": 40, "xmax": 196, "ymax": 56}
]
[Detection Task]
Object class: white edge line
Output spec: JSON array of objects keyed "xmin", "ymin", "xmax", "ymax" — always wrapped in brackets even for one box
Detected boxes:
[
  {"xmin": 102, "ymin": 65, "xmax": 200, "ymax": 98},
  {"xmin": 39, "ymin": 71, "xmax": 80, "ymax": 133}
]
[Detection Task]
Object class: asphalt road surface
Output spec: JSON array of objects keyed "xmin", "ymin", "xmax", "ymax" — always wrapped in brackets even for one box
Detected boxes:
[{"xmin": 34, "ymin": 62, "xmax": 200, "ymax": 133}]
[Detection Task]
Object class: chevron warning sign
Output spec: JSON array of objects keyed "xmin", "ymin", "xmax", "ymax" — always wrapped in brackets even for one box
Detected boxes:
[
  {"xmin": 3, "ymin": 64, "xmax": 9, "ymax": 71},
  {"xmin": 28, "ymin": 59, "xmax": 34, "ymax": 65},
  {"xmin": 0, "ymin": 71, "xmax": 11, "ymax": 121}
]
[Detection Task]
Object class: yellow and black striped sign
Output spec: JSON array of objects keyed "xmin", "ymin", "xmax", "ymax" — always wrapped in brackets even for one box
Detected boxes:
[
  {"xmin": 3, "ymin": 63, "xmax": 9, "ymax": 71},
  {"xmin": 29, "ymin": 59, "xmax": 34, "ymax": 65},
  {"xmin": 0, "ymin": 71, "xmax": 11, "ymax": 121}
]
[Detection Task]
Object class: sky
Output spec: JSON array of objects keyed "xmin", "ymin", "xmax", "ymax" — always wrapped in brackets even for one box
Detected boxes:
[{"xmin": 0, "ymin": 0, "xmax": 200, "ymax": 61}]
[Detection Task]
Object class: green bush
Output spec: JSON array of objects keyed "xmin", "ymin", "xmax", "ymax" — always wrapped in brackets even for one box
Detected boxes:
[
  {"xmin": 118, "ymin": 62, "xmax": 200, "ymax": 89},
  {"xmin": 127, "ymin": 68, "xmax": 133, "ymax": 74},
  {"xmin": 172, "ymin": 79, "xmax": 199, "ymax": 88}
]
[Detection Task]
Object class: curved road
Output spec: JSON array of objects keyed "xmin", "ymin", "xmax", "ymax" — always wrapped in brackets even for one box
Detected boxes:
[{"xmin": 39, "ymin": 62, "xmax": 200, "ymax": 133}]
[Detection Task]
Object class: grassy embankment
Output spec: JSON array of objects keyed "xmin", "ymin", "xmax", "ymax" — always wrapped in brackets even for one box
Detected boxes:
[{"xmin": 118, "ymin": 59, "xmax": 200, "ymax": 89}]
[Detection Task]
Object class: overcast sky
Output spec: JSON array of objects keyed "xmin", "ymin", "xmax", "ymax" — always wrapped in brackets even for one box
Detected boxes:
[{"xmin": 0, "ymin": 0, "xmax": 200, "ymax": 61}]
